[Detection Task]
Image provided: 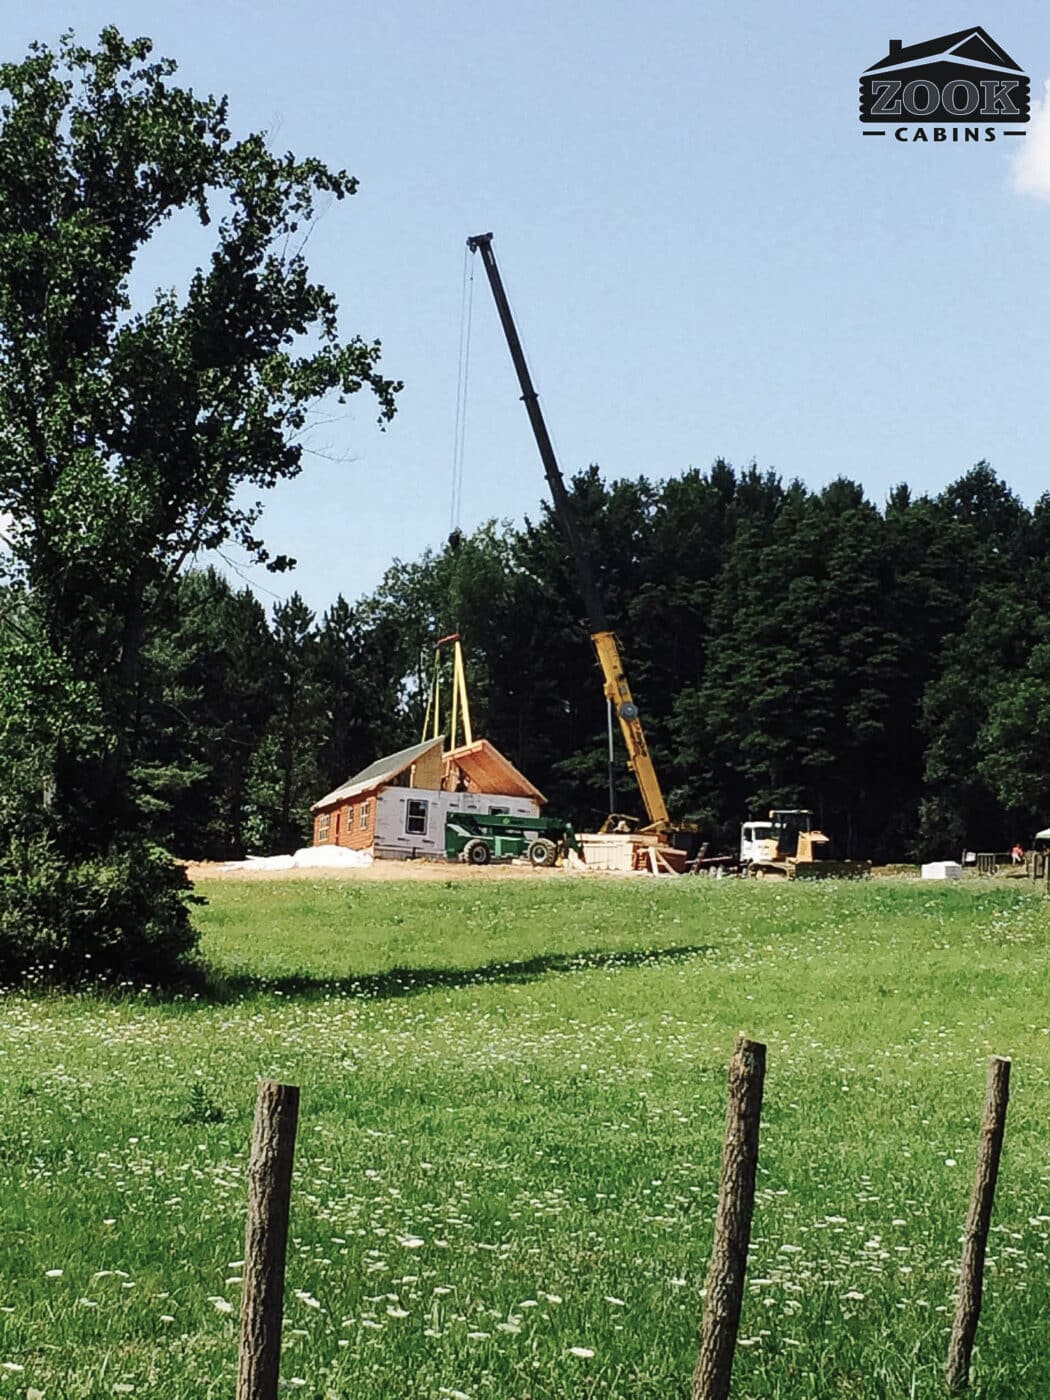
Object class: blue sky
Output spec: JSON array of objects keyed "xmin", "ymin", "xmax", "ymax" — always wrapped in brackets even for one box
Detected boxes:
[{"xmin": 8, "ymin": 3, "xmax": 1050, "ymax": 613}]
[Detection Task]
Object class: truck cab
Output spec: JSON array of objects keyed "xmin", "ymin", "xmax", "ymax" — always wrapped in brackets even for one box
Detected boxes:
[
  {"xmin": 740, "ymin": 809, "xmax": 819, "ymax": 866},
  {"xmin": 740, "ymin": 821, "xmax": 778, "ymax": 864}
]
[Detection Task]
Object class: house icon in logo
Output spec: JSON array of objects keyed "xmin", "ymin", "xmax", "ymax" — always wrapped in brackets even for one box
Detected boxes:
[{"xmin": 860, "ymin": 28, "xmax": 1029, "ymax": 123}]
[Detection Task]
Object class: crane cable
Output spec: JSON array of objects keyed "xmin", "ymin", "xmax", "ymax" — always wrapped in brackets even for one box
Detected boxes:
[{"xmin": 449, "ymin": 244, "xmax": 475, "ymax": 539}]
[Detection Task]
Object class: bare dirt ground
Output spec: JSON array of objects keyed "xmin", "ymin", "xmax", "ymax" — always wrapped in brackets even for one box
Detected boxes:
[{"xmin": 182, "ymin": 858, "xmax": 576, "ymax": 883}]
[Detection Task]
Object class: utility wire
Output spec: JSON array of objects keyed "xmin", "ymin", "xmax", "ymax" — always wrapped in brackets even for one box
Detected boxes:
[{"xmin": 449, "ymin": 244, "xmax": 475, "ymax": 536}]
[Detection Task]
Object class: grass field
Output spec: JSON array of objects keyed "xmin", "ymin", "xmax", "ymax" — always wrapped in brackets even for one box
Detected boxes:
[{"xmin": 3, "ymin": 875, "xmax": 1049, "ymax": 1398}]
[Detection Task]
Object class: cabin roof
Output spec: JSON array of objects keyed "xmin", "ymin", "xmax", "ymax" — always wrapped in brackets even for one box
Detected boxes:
[
  {"xmin": 445, "ymin": 738, "xmax": 547, "ymax": 804},
  {"xmin": 312, "ymin": 736, "xmax": 445, "ymax": 811}
]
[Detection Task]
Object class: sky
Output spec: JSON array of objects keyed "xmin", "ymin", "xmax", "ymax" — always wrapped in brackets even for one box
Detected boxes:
[{"xmin": 6, "ymin": 2, "xmax": 1050, "ymax": 614}]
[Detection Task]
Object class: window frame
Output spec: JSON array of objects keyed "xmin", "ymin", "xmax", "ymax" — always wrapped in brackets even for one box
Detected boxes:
[{"xmin": 405, "ymin": 798, "xmax": 428, "ymax": 836}]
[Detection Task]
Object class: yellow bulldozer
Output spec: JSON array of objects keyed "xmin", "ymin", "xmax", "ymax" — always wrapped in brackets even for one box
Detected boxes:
[{"xmin": 740, "ymin": 809, "xmax": 870, "ymax": 879}]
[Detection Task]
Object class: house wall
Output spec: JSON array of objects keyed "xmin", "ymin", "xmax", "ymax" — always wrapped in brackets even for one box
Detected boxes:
[
  {"xmin": 374, "ymin": 785, "xmax": 539, "ymax": 859},
  {"xmin": 314, "ymin": 784, "xmax": 539, "ymax": 858},
  {"xmin": 313, "ymin": 793, "xmax": 377, "ymax": 850}
]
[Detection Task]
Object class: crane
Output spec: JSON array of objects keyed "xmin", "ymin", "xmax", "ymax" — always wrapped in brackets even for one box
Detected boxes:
[{"xmin": 466, "ymin": 232, "xmax": 670, "ymax": 833}]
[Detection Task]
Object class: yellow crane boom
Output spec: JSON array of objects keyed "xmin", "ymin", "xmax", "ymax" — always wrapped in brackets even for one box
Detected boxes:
[{"xmin": 467, "ymin": 232, "xmax": 670, "ymax": 833}]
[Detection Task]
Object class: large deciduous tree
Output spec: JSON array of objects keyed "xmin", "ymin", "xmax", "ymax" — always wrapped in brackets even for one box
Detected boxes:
[{"xmin": 0, "ymin": 29, "xmax": 398, "ymax": 979}]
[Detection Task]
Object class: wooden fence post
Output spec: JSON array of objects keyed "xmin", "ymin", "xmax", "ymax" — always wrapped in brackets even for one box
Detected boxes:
[
  {"xmin": 945, "ymin": 1055, "xmax": 1011, "ymax": 1393},
  {"xmin": 237, "ymin": 1080, "xmax": 301, "ymax": 1400},
  {"xmin": 692, "ymin": 1034, "xmax": 767, "ymax": 1400}
]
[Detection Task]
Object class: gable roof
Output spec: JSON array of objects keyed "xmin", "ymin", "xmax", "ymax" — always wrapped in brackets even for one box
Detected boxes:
[
  {"xmin": 312, "ymin": 736, "xmax": 444, "ymax": 811},
  {"xmin": 444, "ymin": 739, "xmax": 547, "ymax": 804},
  {"xmin": 864, "ymin": 28, "xmax": 1023, "ymax": 76}
]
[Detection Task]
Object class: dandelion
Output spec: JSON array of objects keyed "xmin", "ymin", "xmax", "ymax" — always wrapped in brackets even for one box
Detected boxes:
[
  {"xmin": 208, "ymin": 1296, "xmax": 234, "ymax": 1314},
  {"xmin": 159, "ymin": 1314, "xmax": 175, "ymax": 1323},
  {"xmin": 397, "ymin": 1235, "xmax": 425, "ymax": 1249},
  {"xmin": 568, "ymin": 1346, "xmax": 595, "ymax": 1359},
  {"xmin": 604, "ymin": 1295, "xmax": 625, "ymax": 1306},
  {"xmin": 945, "ymin": 1158, "xmax": 957, "ymax": 1168},
  {"xmin": 466, "ymin": 1331, "xmax": 490, "ymax": 1340},
  {"xmin": 1, "ymin": 1362, "xmax": 25, "ymax": 1373},
  {"xmin": 44, "ymin": 1269, "xmax": 63, "ymax": 1278}
]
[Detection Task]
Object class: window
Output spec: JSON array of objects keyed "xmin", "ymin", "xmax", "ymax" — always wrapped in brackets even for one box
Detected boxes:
[
  {"xmin": 317, "ymin": 811, "xmax": 330, "ymax": 842},
  {"xmin": 488, "ymin": 806, "xmax": 510, "ymax": 815},
  {"xmin": 360, "ymin": 799, "xmax": 372, "ymax": 829},
  {"xmin": 335, "ymin": 811, "xmax": 341, "ymax": 838},
  {"xmin": 405, "ymin": 799, "xmax": 428, "ymax": 836}
]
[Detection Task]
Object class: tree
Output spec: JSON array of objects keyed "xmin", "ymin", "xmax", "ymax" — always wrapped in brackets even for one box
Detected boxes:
[
  {"xmin": 133, "ymin": 568, "xmax": 277, "ymax": 859},
  {"xmin": 244, "ymin": 593, "xmax": 324, "ymax": 852},
  {"xmin": 0, "ymin": 29, "xmax": 398, "ymax": 979}
]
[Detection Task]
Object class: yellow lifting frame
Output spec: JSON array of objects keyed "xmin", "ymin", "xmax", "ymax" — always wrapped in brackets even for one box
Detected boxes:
[{"xmin": 421, "ymin": 633, "xmax": 473, "ymax": 750}]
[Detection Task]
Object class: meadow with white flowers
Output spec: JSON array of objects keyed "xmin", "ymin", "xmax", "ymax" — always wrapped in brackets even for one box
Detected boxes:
[{"xmin": 2, "ymin": 876, "xmax": 1049, "ymax": 1398}]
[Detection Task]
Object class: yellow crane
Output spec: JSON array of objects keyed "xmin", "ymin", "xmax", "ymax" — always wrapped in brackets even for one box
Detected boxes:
[{"xmin": 467, "ymin": 233, "xmax": 670, "ymax": 833}]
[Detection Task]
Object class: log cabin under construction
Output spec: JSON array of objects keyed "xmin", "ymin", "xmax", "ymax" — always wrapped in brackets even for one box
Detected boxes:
[{"xmin": 310, "ymin": 735, "xmax": 546, "ymax": 860}]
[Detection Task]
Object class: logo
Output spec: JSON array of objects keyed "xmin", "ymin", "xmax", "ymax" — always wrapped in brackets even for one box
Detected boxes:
[{"xmin": 860, "ymin": 28, "xmax": 1029, "ymax": 142}]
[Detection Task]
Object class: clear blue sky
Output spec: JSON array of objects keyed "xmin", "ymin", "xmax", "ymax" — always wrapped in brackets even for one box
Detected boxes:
[{"xmin": 9, "ymin": 3, "xmax": 1050, "ymax": 614}]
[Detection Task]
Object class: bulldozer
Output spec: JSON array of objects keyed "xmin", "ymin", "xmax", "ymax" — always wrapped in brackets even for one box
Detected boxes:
[{"xmin": 740, "ymin": 809, "xmax": 870, "ymax": 880}]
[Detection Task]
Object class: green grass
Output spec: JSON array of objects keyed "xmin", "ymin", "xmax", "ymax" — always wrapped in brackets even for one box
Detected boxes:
[{"xmin": 2, "ymin": 876, "xmax": 1050, "ymax": 1397}]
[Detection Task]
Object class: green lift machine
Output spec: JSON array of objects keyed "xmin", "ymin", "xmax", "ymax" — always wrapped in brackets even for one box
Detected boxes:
[{"xmin": 445, "ymin": 811, "xmax": 581, "ymax": 867}]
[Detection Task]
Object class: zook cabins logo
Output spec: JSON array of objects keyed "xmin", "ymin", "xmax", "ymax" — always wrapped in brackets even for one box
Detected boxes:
[{"xmin": 860, "ymin": 27, "xmax": 1029, "ymax": 143}]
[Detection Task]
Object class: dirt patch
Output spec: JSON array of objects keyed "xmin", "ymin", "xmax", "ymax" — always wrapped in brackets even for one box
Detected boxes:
[{"xmin": 182, "ymin": 858, "xmax": 575, "ymax": 883}]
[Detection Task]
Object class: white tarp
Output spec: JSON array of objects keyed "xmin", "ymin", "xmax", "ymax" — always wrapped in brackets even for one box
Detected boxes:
[
  {"xmin": 223, "ymin": 846, "xmax": 373, "ymax": 871},
  {"xmin": 921, "ymin": 861, "xmax": 962, "ymax": 881}
]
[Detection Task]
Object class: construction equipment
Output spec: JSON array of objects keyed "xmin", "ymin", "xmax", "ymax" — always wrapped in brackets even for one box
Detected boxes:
[
  {"xmin": 467, "ymin": 232, "xmax": 669, "ymax": 834},
  {"xmin": 445, "ymin": 810, "xmax": 581, "ymax": 866},
  {"xmin": 740, "ymin": 809, "xmax": 870, "ymax": 880}
]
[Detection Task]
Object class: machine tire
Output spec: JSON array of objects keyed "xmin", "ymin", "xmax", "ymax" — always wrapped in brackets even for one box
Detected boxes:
[
  {"xmin": 463, "ymin": 838, "xmax": 491, "ymax": 867},
  {"xmin": 527, "ymin": 838, "xmax": 558, "ymax": 868}
]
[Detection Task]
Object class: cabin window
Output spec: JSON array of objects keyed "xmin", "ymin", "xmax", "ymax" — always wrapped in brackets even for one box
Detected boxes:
[
  {"xmin": 360, "ymin": 799, "xmax": 372, "ymax": 829},
  {"xmin": 405, "ymin": 799, "xmax": 428, "ymax": 836},
  {"xmin": 317, "ymin": 811, "xmax": 331, "ymax": 842},
  {"xmin": 335, "ymin": 811, "xmax": 341, "ymax": 838},
  {"xmin": 489, "ymin": 806, "xmax": 510, "ymax": 815}
]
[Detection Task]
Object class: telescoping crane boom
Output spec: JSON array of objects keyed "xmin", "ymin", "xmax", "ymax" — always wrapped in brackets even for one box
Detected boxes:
[{"xmin": 467, "ymin": 232, "xmax": 670, "ymax": 833}]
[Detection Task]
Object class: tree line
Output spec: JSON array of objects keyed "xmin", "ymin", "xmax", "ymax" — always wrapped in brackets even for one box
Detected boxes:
[{"xmin": 127, "ymin": 458, "xmax": 1049, "ymax": 865}]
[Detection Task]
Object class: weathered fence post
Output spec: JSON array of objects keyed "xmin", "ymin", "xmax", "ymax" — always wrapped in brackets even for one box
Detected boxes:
[
  {"xmin": 945, "ymin": 1055, "xmax": 1011, "ymax": 1393},
  {"xmin": 692, "ymin": 1034, "xmax": 767, "ymax": 1400},
  {"xmin": 237, "ymin": 1080, "xmax": 301, "ymax": 1400}
]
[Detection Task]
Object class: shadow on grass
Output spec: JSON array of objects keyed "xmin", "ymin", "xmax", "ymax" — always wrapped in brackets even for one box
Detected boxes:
[{"xmin": 200, "ymin": 942, "xmax": 717, "ymax": 1005}]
